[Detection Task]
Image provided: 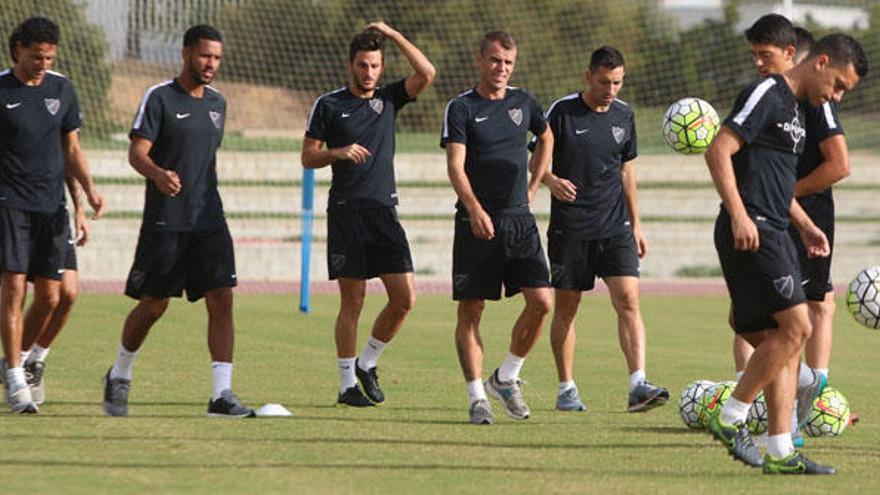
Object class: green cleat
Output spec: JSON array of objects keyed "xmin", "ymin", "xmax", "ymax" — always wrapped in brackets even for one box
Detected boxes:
[
  {"xmin": 763, "ymin": 452, "xmax": 836, "ymax": 475},
  {"xmin": 706, "ymin": 408, "xmax": 763, "ymax": 468}
]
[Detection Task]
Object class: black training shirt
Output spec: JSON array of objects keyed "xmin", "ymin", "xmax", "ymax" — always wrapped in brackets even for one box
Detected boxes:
[
  {"xmin": 722, "ymin": 75, "xmax": 805, "ymax": 230},
  {"xmin": 798, "ymin": 101, "xmax": 844, "ymax": 200},
  {"xmin": 130, "ymin": 79, "xmax": 226, "ymax": 232},
  {"xmin": 543, "ymin": 93, "xmax": 637, "ymax": 239},
  {"xmin": 0, "ymin": 69, "xmax": 82, "ymax": 212},
  {"xmin": 305, "ymin": 79, "xmax": 413, "ymax": 207},
  {"xmin": 441, "ymin": 87, "xmax": 546, "ymax": 213}
]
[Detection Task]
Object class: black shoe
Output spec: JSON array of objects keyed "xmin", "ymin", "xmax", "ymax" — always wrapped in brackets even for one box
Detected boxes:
[
  {"xmin": 207, "ymin": 389, "xmax": 256, "ymax": 418},
  {"xmin": 337, "ymin": 385, "xmax": 375, "ymax": 407},
  {"xmin": 355, "ymin": 359, "xmax": 384, "ymax": 404},
  {"xmin": 763, "ymin": 451, "xmax": 836, "ymax": 475}
]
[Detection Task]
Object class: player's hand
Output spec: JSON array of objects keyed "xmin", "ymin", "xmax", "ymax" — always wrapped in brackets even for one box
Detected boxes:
[
  {"xmin": 634, "ymin": 227, "xmax": 648, "ymax": 258},
  {"xmin": 73, "ymin": 207, "xmax": 89, "ymax": 246},
  {"xmin": 330, "ymin": 144, "xmax": 371, "ymax": 165},
  {"xmin": 731, "ymin": 214, "xmax": 759, "ymax": 252},
  {"xmin": 469, "ymin": 208, "xmax": 495, "ymax": 240},
  {"xmin": 86, "ymin": 189, "xmax": 106, "ymax": 219},
  {"xmin": 547, "ymin": 175, "xmax": 577, "ymax": 203},
  {"xmin": 153, "ymin": 170, "xmax": 182, "ymax": 197},
  {"xmin": 365, "ymin": 22, "xmax": 397, "ymax": 37},
  {"xmin": 799, "ymin": 224, "xmax": 830, "ymax": 258}
]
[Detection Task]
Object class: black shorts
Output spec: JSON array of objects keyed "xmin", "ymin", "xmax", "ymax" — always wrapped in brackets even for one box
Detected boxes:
[
  {"xmin": 0, "ymin": 205, "xmax": 71, "ymax": 281},
  {"xmin": 326, "ymin": 203, "xmax": 413, "ymax": 280},
  {"xmin": 548, "ymin": 231, "xmax": 640, "ymax": 291},
  {"xmin": 452, "ymin": 209, "xmax": 551, "ymax": 301},
  {"xmin": 788, "ymin": 195, "xmax": 834, "ymax": 301},
  {"xmin": 125, "ymin": 225, "xmax": 237, "ymax": 302},
  {"xmin": 715, "ymin": 213, "xmax": 806, "ymax": 333}
]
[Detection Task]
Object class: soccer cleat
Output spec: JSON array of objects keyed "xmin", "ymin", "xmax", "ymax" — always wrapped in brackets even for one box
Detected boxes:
[
  {"xmin": 102, "ymin": 368, "xmax": 131, "ymax": 417},
  {"xmin": 763, "ymin": 451, "xmax": 836, "ymax": 475},
  {"xmin": 796, "ymin": 369, "xmax": 827, "ymax": 429},
  {"xmin": 6, "ymin": 382, "xmax": 38, "ymax": 414},
  {"xmin": 468, "ymin": 398, "xmax": 495, "ymax": 425},
  {"xmin": 485, "ymin": 369, "xmax": 530, "ymax": 420},
  {"xmin": 355, "ymin": 359, "xmax": 384, "ymax": 404},
  {"xmin": 207, "ymin": 389, "xmax": 256, "ymax": 418},
  {"xmin": 706, "ymin": 408, "xmax": 764, "ymax": 468},
  {"xmin": 627, "ymin": 381, "xmax": 670, "ymax": 412},
  {"xmin": 337, "ymin": 385, "xmax": 375, "ymax": 407},
  {"xmin": 556, "ymin": 385, "xmax": 587, "ymax": 412},
  {"xmin": 25, "ymin": 360, "xmax": 46, "ymax": 405}
]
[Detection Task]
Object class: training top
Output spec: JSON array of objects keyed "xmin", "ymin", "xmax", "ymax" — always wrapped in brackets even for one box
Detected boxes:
[
  {"xmin": 543, "ymin": 93, "xmax": 637, "ymax": 239},
  {"xmin": 0, "ymin": 69, "xmax": 82, "ymax": 212},
  {"xmin": 305, "ymin": 79, "xmax": 414, "ymax": 208},
  {"xmin": 798, "ymin": 100, "xmax": 844, "ymax": 201},
  {"xmin": 722, "ymin": 74, "xmax": 805, "ymax": 230},
  {"xmin": 130, "ymin": 79, "xmax": 226, "ymax": 232},
  {"xmin": 441, "ymin": 87, "xmax": 546, "ymax": 214}
]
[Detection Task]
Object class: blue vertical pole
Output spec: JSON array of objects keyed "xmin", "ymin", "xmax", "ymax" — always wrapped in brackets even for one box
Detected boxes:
[{"xmin": 299, "ymin": 168, "xmax": 315, "ymax": 313}]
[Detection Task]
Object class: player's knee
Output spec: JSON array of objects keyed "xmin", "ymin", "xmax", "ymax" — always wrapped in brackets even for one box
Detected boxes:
[
  {"xmin": 812, "ymin": 297, "xmax": 836, "ymax": 320},
  {"xmin": 140, "ymin": 299, "xmax": 169, "ymax": 320},
  {"xmin": 34, "ymin": 291, "xmax": 61, "ymax": 312},
  {"xmin": 58, "ymin": 285, "xmax": 77, "ymax": 310},
  {"xmin": 527, "ymin": 294, "xmax": 552, "ymax": 316},
  {"xmin": 390, "ymin": 292, "xmax": 415, "ymax": 315},
  {"xmin": 613, "ymin": 292, "xmax": 640, "ymax": 317},
  {"xmin": 458, "ymin": 300, "xmax": 484, "ymax": 324}
]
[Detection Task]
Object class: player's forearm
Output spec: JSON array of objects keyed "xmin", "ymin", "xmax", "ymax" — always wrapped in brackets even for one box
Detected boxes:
[
  {"xmin": 64, "ymin": 172, "xmax": 83, "ymax": 212},
  {"xmin": 621, "ymin": 164, "xmax": 641, "ymax": 228},
  {"xmin": 301, "ymin": 147, "xmax": 334, "ymax": 169},
  {"xmin": 63, "ymin": 139, "xmax": 98, "ymax": 198},
  {"xmin": 129, "ymin": 148, "xmax": 169, "ymax": 183},
  {"xmin": 789, "ymin": 198, "xmax": 816, "ymax": 232},
  {"xmin": 447, "ymin": 163, "xmax": 483, "ymax": 214},
  {"xmin": 388, "ymin": 30, "xmax": 436, "ymax": 94},
  {"xmin": 528, "ymin": 131, "xmax": 552, "ymax": 192},
  {"xmin": 706, "ymin": 151, "xmax": 749, "ymax": 221},
  {"xmin": 795, "ymin": 162, "xmax": 849, "ymax": 197}
]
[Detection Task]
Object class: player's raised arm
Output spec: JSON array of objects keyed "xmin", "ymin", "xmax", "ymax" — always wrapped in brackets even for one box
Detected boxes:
[
  {"xmin": 705, "ymin": 126, "xmax": 758, "ymax": 252},
  {"xmin": 366, "ymin": 22, "xmax": 436, "ymax": 98},
  {"xmin": 527, "ymin": 127, "xmax": 552, "ymax": 203}
]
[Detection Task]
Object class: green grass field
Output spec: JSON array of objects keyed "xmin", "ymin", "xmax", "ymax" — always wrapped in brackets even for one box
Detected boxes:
[{"xmin": 2, "ymin": 293, "xmax": 877, "ymax": 493}]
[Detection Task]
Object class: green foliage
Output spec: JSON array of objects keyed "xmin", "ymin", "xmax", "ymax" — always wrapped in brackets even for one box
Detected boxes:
[{"xmin": 0, "ymin": 0, "xmax": 112, "ymax": 136}]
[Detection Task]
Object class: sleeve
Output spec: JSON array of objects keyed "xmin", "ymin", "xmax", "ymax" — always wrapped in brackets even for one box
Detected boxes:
[
  {"xmin": 384, "ymin": 78, "xmax": 415, "ymax": 111},
  {"xmin": 528, "ymin": 94, "xmax": 547, "ymax": 137},
  {"xmin": 217, "ymin": 98, "xmax": 227, "ymax": 149},
  {"xmin": 61, "ymin": 81, "xmax": 83, "ymax": 134},
  {"xmin": 304, "ymin": 95, "xmax": 331, "ymax": 141},
  {"xmin": 807, "ymin": 101, "xmax": 845, "ymax": 143},
  {"xmin": 723, "ymin": 80, "xmax": 778, "ymax": 145},
  {"xmin": 129, "ymin": 89, "xmax": 163, "ymax": 142},
  {"xmin": 622, "ymin": 111, "xmax": 638, "ymax": 162},
  {"xmin": 440, "ymin": 98, "xmax": 468, "ymax": 148},
  {"xmin": 528, "ymin": 100, "xmax": 558, "ymax": 152}
]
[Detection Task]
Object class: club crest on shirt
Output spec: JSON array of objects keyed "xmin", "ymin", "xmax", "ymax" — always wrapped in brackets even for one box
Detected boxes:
[
  {"xmin": 44, "ymin": 98, "xmax": 60, "ymax": 116},
  {"xmin": 331, "ymin": 253, "xmax": 346, "ymax": 271},
  {"xmin": 773, "ymin": 274, "xmax": 795, "ymax": 299},
  {"xmin": 612, "ymin": 126, "xmax": 626, "ymax": 144},
  {"xmin": 508, "ymin": 108, "xmax": 523, "ymax": 126},
  {"xmin": 551, "ymin": 263, "xmax": 565, "ymax": 283},
  {"xmin": 209, "ymin": 111, "xmax": 223, "ymax": 130},
  {"xmin": 453, "ymin": 273, "xmax": 469, "ymax": 291},
  {"xmin": 369, "ymin": 99, "xmax": 384, "ymax": 115}
]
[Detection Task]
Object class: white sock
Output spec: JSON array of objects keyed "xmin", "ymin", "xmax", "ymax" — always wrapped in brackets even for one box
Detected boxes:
[
  {"xmin": 26, "ymin": 345, "xmax": 50, "ymax": 363},
  {"xmin": 558, "ymin": 381, "xmax": 575, "ymax": 394},
  {"xmin": 735, "ymin": 370, "xmax": 745, "ymax": 382},
  {"xmin": 19, "ymin": 350, "xmax": 29, "ymax": 364},
  {"xmin": 791, "ymin": 403, "xmax": 799, "ymax": 432},
  {"xmin": 110, "ymin": 343, "xmax": 139, "ymax": 381},
  {"xmin": 720, "ymin": 396, "xmax": 751, "ymax": 425},
  {"xmin": 797, "ymin": 363, "xmax": 815, "ymax": 389},
  {"xmin": 211, "ymin": 362, "xmax": 233, "ymax": 400},
  {"xmin": 6, "ymin": 366, "xmax": 26, "ymax": 390},
  {"xmin": 338, "ymin": 357, "xmax": 356, "ymax": 393},
  {"xmin": 358, "ymin": 336, "xmax": 386, "ymax": 371},
  {"xmin": 497, "ymin": 353, "xmax": 525, "ymax": 382},
  {"xmin": 629, "ymin": 369, "xmax": 646, "ymax": 391},
  {"xmin": 814, "ymin": 368, "xmax": 828, "ymax": 381},
  {"xmin": 467, "ymin": 379, "xmax": 487, "ymax": 403},
  {"xmin": 767, "ymin": 433, "xmax": 795, "ymax": 458}
]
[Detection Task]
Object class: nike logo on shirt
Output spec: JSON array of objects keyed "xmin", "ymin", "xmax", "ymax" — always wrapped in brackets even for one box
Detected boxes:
[
  {"xmin": 176, "ymin": 113, "xmax": 191, "ymax": 119},
  {"xmin": 475, "ymin": 116, "xmax": 489, "ymax": 122},
  {"xmin": 341, "ymin": 112, "xmax": 351, "ymax": 118},
  {"xmin": 5, "ymin": 102, "xmax": 21, "ymax": 109},
  {"xmin": 575, "ymin": 129, "xmax": 588, "ymax": 135}
]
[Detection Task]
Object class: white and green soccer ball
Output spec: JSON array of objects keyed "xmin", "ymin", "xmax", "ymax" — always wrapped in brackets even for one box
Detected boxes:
[
  {"xmin": 679, "ymin": 379, "xmax": 715, "ymax": 429},
  {"xmin": 804, "ymin": 386, "xmax": 851, "ymax": 437},
  {"xmin": 696, "ymin": 380, "xmax": 737, "ymax": 427},
  {"xmin": 662, "ymin": 97, "xmax": 720, "ymax": 154},
  {"xmin": 746, "ymin": 391, "xmax": 768, "ymax": 435},
  {"xmin": 846, "ymin": 266, "xmax": 880, "ymax": 329}
]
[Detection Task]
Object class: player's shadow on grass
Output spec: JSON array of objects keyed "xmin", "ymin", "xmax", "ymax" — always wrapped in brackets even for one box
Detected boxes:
[
  {"xmin": 615, "ymin": 425, "xmax": 693, "ymax": 435},
  {"xmin": 50, "ymin": 400, "xmax": 204, "ymax": 407}
]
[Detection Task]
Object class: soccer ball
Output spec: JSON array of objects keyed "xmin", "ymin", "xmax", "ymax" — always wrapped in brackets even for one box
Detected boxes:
[
  {"xmin": 662, "ymin": 97, "xmax": 720, "ymax": 154},
  {"xmin": 697, "ymin": 380, "xmax": 736, "ymax": 426},
  {"xmin": 746, "ymin": 392, "xmax": 768, "ymax": 435},
  {"xmin": 804, "ymin": 386, "xmax": 850, "ymax": 437},
  {"xmin": 846, "ymin": 266, "xmax": 880, "ymax": 329},
  {"xmin": 679, "ymin": 379, "xmax": 715, "ymax": 429}
]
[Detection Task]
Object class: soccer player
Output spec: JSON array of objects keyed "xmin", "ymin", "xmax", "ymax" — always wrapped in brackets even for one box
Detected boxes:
[
  {"xmin": 0, "ymin": 17, "xmax": 104, "ymax": 414},
  {"xmin": 102, "ymin": 25, "xmax": 253, "ymax": 418},
  {"xmin": 704, "ymin": 33, "xmax": 866, "ymax": 474},
  {"xmin": 442, "ymin": 31, "xmax": 553, "ymax": 425},
  {"xmin": 541, "ymin": 46, "xmax": 669, "ymax": 413},
  {"xmin": 301, "ymin": 23, "xmax": 435, "ymax": 406}
]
